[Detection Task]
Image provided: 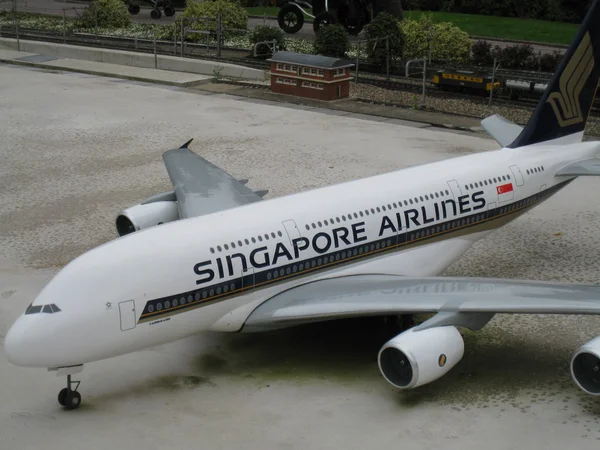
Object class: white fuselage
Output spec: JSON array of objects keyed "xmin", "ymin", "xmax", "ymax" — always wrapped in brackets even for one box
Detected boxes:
[{"xmin": 5, "ymin": 139, "xmax": 600, "ymax": 369}]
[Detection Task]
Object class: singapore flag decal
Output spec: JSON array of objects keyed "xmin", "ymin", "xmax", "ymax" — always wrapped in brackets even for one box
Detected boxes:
[{"xmin": 497, "ymin": 182, "xmax": 514, "ymax": 201}]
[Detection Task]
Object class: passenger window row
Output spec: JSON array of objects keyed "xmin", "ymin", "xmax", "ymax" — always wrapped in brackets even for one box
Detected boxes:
[
  {"xmin": 25, "ymin": 303, "xmax": 61, "ymax": 315},
  {"xmin": 464, "ymin": 174, "xmax": 511, "ymax": 191},
  {"xmin": 526, "ymin": 166, "xmax": 544, "ymax": 175},
  {"xmin": 210, "ymin": 230, "xmax": 285, "ymax": 254},
  {"xmin": 304, "ymin": 189, "xmax": 452, "ymax": 231}
]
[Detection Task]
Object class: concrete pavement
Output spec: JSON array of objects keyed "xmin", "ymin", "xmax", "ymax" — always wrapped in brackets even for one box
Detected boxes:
[{"xmin": 2, "ymin": 62, "xmax": 600, "ymax": 449}]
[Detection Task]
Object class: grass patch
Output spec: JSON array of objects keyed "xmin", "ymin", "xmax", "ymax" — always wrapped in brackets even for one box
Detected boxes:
[
  {"xmin": 403, "ymin": 11, "xmax": 577, "ymax": 45},
  {"xmin": 246, "ymin": 7, "xmax": 578, "ymax": 45}
]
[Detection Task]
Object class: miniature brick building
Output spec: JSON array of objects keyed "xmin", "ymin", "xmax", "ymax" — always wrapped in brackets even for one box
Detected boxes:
[{"xmin": 267, "ymin": 51, "xmax": 354, "ymax": 101}]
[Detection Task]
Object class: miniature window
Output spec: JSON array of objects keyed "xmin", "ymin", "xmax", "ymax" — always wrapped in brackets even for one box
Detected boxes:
[
  {"xmin": 277, "ymin": 77, "xmax": 296, "ymax": 86},
  {"xmin": 302, "ymin": 81, "xmax": 324, "ymax": 90}
]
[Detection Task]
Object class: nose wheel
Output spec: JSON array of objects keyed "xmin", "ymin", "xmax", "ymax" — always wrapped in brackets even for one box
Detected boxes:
[{"xmin": 58, "ymin": 375, "xmax": 82, "ymax": 410}]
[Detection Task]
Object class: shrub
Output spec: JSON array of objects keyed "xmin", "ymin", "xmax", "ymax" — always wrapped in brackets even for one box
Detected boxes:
[
  {"xmin": 249, "ymin": 25, "xmax": 286, "ymax": 51},
  {"xmin": 540, "ymin": 50, "xmax": 565, "ymax": 72},
  {"xmin": 179, "ymin": 0, "xmax": 248, "ymax": 40},
  {"xmin": 470, "ymin": 40, "xmax": 494, "ymax": 66},
  {"xmin": 80, "ymin": 0, "xmax": 130, "ymax": 28},
  {"xmin": 313, "ymin": 24, "xmax": 349, "ymax": 57},
  {"xmin": 364, "ymin": 12, "xmax": 405, "ymax": 67},
  {"xmin": 492, "ymin": 43, "xmax": 538, "ymax": 70},
  {"xmin": 400, "ymin": 13, "xmax": 470, "ymax": 62}
]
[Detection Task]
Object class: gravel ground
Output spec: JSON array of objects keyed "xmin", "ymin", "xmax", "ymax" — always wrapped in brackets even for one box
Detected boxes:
[
  {"xmin": 350, "ymin": 83, "xmax": 600, "ymax": 135},
  {"xmin": 231, "ymin": 79, "xmax": 600, "ymax": 136}
]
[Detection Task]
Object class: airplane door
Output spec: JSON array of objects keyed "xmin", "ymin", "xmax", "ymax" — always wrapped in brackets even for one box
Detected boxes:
[
  {"xmin": 282, "ymin": 219, "xmax": 301, "ymax": 244},
  {"xmin": 447, "ymin": 180, "xmax": 463, "ymax": 199},
  {"xmin": 510, "ymin": 165, "xmax": 524, "ymax": 186},
  {"xmin": 118, "ymin": 300, "xmax": 136, "ymax": 331}
]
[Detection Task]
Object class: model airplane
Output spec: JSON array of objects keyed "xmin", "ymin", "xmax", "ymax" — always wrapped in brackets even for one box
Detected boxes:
[{"xmin": 5, "ymin": 1, "xmax": 600, "ymax": 410}]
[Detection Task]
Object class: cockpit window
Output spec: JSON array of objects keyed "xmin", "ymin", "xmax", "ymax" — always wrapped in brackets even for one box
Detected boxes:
[
  {"xmin": 25, "ymin": 305, "xmax": 43, "ymax": 315},
  {"xmin": 25, "ymin": 303, "xmax": 61, "ymax": 315}
]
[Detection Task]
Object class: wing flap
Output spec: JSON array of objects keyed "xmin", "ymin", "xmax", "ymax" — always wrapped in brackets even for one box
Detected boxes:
[
  {"xmin": 162, "ymin": 143, "xmax": 264, "ymax": 219},
  {"xmin": 481, "ymin": 115, "xmax": 524, "ymax": 147},
  {"xmin": 242, "ymin": 275, "xmax": 600, "ymax": 331}
]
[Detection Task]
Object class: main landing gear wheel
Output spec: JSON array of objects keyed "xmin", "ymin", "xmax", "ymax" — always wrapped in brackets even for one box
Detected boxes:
[
  {"xmin": 58, "ymin": 374, "xmax": 82, "ymax": 410},
  {"xmin": 164, "ymin": 6, "xmax": 175, "ymax": 17},
  {"xmin": 313, "ymin": 11, "xmax": 337, "ymax": 33},
  {"xmin": 128, "ymin": 5, "xmax": 141, "ymax": 14},
  {"xmin": 277, "ymin": 4, "xmax": 304, "ymax": 34},
  {"xmin": 151, "ymin": 8, "xmax": 162, "ymax": 19}
]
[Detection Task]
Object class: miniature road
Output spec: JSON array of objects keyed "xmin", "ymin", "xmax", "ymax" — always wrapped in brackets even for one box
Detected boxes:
[{"xmin": 1, "ymin": 63, "xmax": 600, "ymax": 449}]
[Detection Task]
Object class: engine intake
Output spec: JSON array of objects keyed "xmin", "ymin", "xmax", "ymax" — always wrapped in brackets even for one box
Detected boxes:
[
  {"xmin": 116, "ymin": 201, "xmax": 179, "ymax": 236},
  {"xmin": 378, "ymin": 326, "xmax": 464, "ymax": 389},
  {"xmin": 571, "ymin": 336, "xmax": 600, "ymax": 395}
]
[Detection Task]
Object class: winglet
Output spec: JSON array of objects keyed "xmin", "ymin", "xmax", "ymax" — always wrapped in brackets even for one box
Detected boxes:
[{"xmin": 179, "ymin": 138, "xmax": 194, "ymax": 149}]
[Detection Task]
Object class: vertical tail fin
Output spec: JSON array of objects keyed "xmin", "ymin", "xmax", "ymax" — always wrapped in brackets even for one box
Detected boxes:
[{"xmin": 508, "ymin": 0, "xmax": 600, "ymax": 148}]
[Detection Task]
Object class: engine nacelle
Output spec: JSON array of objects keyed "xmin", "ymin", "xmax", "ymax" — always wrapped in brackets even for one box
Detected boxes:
[
  {"xmin": 115, "ymin": 201, "xmax": 179, "ymax": 236},
  {"xmin": 571, "ymin": 336, "xmax": 600, "ymax": 395},
  {"xmin": 378, "ymin": 326, "xmax": 464, "ymax": 389}
]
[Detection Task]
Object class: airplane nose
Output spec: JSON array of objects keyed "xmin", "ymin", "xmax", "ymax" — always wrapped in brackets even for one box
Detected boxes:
[{"xmin": 4, "ymin": 316, "xmax": 42, "ymax": 367}]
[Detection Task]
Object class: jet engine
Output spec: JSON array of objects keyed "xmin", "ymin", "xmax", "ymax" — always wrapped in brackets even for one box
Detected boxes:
[
  {"xmin": 115, "ymin": 201, "xmax": 179, "ymax": 236},
  {"xmin": 377, "ymin": 326, "xmax": 464, "ymax": 389},
  {"xmin": 571, "ymin": 336, "xmax": 600, "ymax": 395}
]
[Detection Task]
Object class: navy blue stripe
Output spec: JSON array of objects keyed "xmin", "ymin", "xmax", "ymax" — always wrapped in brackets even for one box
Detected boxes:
[{"xmin": 138, "ymin": 180, "xmax": 571, "ymax": 323}]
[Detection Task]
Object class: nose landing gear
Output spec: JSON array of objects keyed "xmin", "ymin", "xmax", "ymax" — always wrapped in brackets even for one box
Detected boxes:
[
  {"xmin": 58, "ymin": 374, "xmax": 82, "ymax": 410},
  {"xmin": 50, "ymin": 365, "xmax": 84, "ymax": 410}
]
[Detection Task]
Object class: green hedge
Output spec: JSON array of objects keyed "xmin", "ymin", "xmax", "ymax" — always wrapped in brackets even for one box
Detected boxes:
[
  {"xmin": 80, "ymin": 0, "xmax": 130, "ymax": 28},
  {"xmin": 400, "ymin": 13, "xmax": 470, "ymax": 61},
  {"xmin": 179, "ymin": 0, "xmax": 248, "ymax": 40},
  {"xmin": 313, "ymin": 24, "xmax": 349, "ymax": 57}
]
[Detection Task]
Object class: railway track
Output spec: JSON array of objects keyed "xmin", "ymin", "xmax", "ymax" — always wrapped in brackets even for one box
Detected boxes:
[
  {"xmin": 3, "ymin": 27, "xmax": 598, "ymax": 116},
  {"xmin": 354, "ymin": 75, "xmax": 600, "ymax": 117}
]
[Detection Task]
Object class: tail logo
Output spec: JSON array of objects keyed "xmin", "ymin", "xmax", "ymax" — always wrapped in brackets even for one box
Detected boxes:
[{"xmin": 547, "ymin": 32, "xmax": 595, "ymax": 127}]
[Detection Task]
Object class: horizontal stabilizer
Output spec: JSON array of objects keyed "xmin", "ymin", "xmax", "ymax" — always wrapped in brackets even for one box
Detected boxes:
[
  {"xmin": 481, "ymin": 115, "xmax": 523, "ymax": 147},
  {"xmin": 556, "ymin": 158, "xmax": 600, "ymax": 176}
]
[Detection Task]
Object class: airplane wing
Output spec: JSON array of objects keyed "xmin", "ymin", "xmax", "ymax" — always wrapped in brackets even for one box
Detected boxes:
[
  {"xmin": 556, "ymin": 158, "xmax": 600, "ymax": 176},
  {"xmin": 162, "ymin": 140, "xmax": 265, "ymax": 219},
  {"xmin": 242, "ymin": 275, "xmax": 600, "ymax": 332},
  {"xmin": 480, "ymin": 115, "xmax": 524, "ymax": 147}
]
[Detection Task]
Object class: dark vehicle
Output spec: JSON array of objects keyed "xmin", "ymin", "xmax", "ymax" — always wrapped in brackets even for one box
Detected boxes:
[
  {"xmin": 277, "ymin": 0, "xmax": 372, "ymax": 35},
  {"xmin": 126, "ymin": 0, "xmax": 177, "ymax": 19}
]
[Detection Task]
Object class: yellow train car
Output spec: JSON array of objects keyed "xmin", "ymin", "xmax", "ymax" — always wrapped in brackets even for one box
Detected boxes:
[{"xmin": 432, "ymin": 70, "xmax": 500, "ymax": 94}]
